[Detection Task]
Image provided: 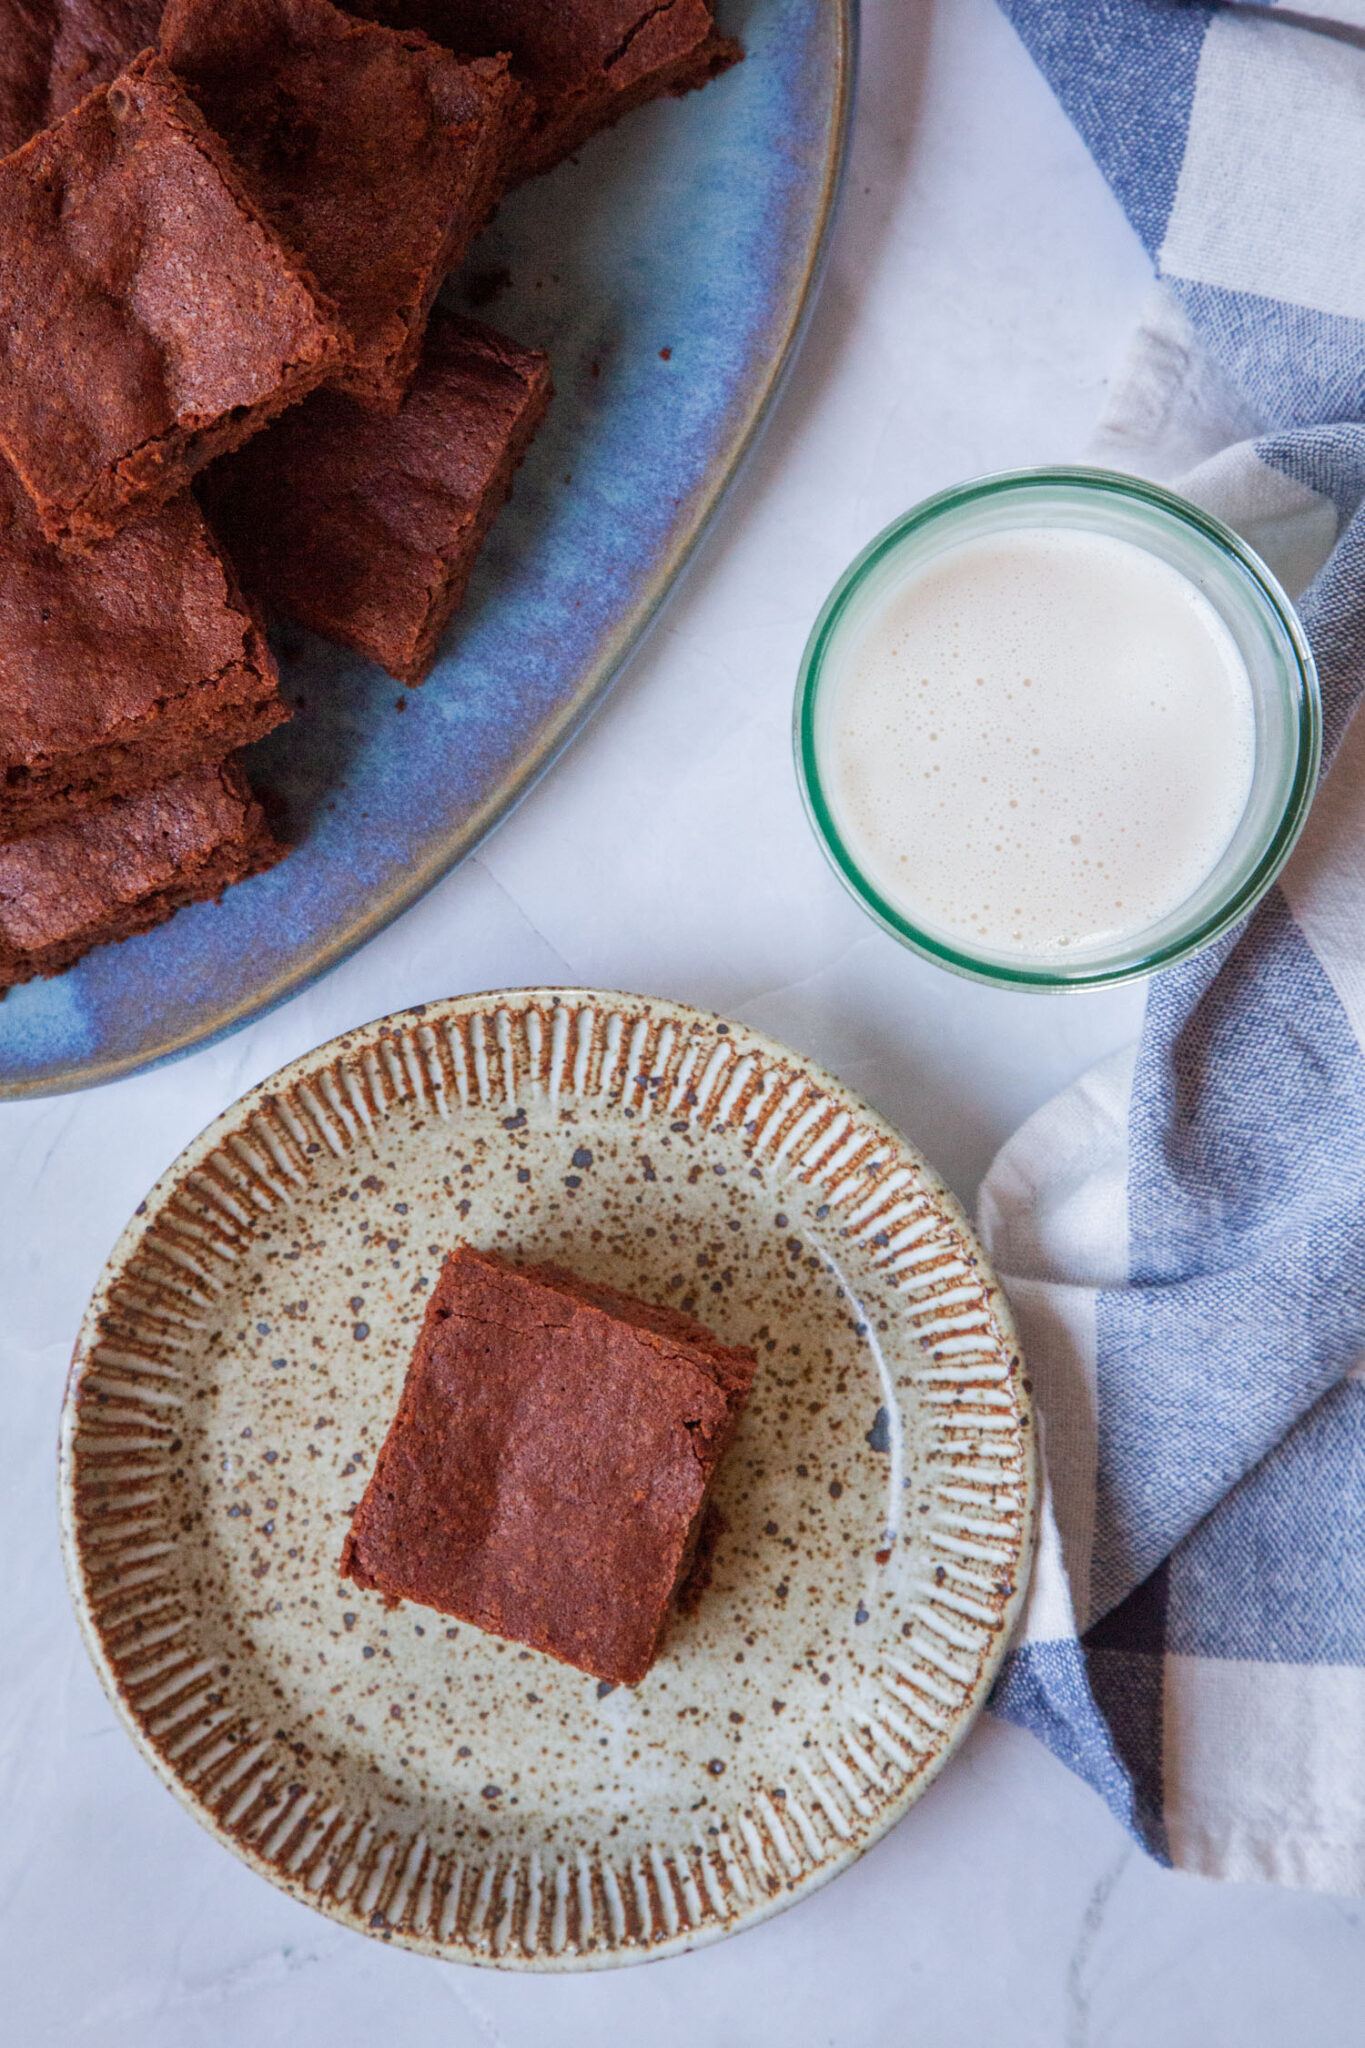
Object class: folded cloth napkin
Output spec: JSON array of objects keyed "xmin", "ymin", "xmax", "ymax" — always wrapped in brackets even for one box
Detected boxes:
[{"xmin": 983, "ymin": 0, "xmax": 1365, "ymax": 1890}]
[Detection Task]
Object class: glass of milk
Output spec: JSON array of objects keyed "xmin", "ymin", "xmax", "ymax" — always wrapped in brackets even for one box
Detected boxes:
[{"xmin": 795, "ymin": 468, "xmax": 1320, "ymax": 989}]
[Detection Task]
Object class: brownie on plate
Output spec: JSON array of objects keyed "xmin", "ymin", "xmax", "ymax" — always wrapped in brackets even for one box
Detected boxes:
[
  {"xmin": 0, "ymin": 759, "xmax": 283, "ymax": 991},
  {"xmin": 202, "ymin": 310, "xmax": 551, "ymax": 684},
  {"xmin": 0, "ymin": 0, "xmax": 164, "ymax": 158},
  {"xmin": 352, "ymin": 0, "xmax": 740, "ymax": 180},
  {"xmin": 163, "ymin": 0, "xmax": 526, "ymax": 411},
  {"xmin": 0, "ymin": 465, "xmax": 287, "ymax": 841},
  {"xmin": 341, "ymin": 1245, "xmax": 757, "ymax": 1685},
  {"xmin": 0, "ymin": 51, "xmax": 345, "ymax": 549}
]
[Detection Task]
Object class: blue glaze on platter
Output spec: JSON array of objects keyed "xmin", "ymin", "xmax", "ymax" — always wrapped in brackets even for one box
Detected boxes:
[{"xmin": 0, "ymin": 0, "xmax": 853, "ymax": 1097}]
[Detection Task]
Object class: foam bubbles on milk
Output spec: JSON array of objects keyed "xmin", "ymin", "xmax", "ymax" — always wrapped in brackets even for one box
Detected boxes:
[{"xmin": 822, "ymin": 527, "xmax": 1256, "ymax": 959}]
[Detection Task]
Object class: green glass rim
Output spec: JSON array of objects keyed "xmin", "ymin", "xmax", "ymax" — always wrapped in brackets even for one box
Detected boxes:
[{"xmin": 793, "ymin": 466, "xmax": 1323, "ymax": 991}]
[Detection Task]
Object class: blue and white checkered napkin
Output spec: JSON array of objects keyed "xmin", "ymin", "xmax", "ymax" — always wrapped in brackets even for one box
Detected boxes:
[{"xmin": 981, "ymin": 0, "xmax": 1365, "ymax": 1890}]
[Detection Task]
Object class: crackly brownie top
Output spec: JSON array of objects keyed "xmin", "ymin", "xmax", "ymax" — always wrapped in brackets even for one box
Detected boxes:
[
  {"xmin": 343, "ymin": 1245, "xmax": 756, "ymax": 1681},
  {"xmin": 0, "ymin": 51, "xmax": 341, "ymax": 525},
  {"xmin": 358, "ymin": 0, "xmax": 726, "ymax": 109},
  {"xmin": 201, "ymin": 310, "xmax": 551, "ymax": 666},
  {"xmin": 0, "ymin": 761, "xmax": 268, "ymax": 952},
  {"xmin": 163, "ymin": 0, "xmax": 521, "ymax": 399},
  {"xmin": 0, "ymin": 462, "xmax": 272, "ymax": 762},
  {"xmin": 0, "ymin": 0, "xmax": 164, "ymax": 158},
  {"xmin": 221, "ymin": 311, "xmax": 550, "ymax": 553},
  {"xmin": 517, "ymin": 1258, "xmax": 757, "ymax": 1411}
]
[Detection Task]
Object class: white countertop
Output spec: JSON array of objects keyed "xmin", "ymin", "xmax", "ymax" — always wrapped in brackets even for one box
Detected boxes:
[{"xmin": 5, "ymin": 4, "xmax": 1363, "ymax": 2040}]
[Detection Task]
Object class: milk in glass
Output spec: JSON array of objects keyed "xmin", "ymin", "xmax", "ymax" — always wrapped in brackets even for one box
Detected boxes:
[{"xmin": 821, "ymin": 527, "xmax": 1256, "ymax": 959}]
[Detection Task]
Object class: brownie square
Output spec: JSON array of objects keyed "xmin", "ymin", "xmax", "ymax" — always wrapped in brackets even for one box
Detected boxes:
[
  {"xmin": 341, "ymin": 1245, "xmax": 757, "ymax": 1685},
  {"xmin": 353, "ymin": 0, "xmax": 740, "ymax": 180},
  {"xmin": 0, "ymin": 0, "xmax": 164, "ymax": 157},
  {"xmin": 163, "ymin": 0, "xmax": 526, "ymax": 412},
  {"xmin": 202, "ymin": 311, "xmax": 551, "ymax": 684},
  {"xmin": 0, "ymin": 758, "xmax": 283, "ymax": 990},
  {"xmin": 0, "ymin": 463, "xmax": 288, "ymax": 841},
  {"xmin": 0, "ymin": 51, "xmax": 346, "ymax": 550}
]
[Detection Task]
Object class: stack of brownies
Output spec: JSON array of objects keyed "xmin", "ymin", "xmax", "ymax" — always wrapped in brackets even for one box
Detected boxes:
[{"xmin": 0, "ymin": 0, "xmax": 737, "ymax": 993}]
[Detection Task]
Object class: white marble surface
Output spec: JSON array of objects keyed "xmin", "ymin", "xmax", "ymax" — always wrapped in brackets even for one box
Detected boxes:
[{"xmin": 5, "ymin": 2, "xmax": 1365, "ymax": 2039}]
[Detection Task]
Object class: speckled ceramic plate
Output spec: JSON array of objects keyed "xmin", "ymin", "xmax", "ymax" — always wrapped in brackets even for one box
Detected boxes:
[
  {"xmin": 0, "ymin": 0, "xmax": 853, "ymax": 1099},
  {"xmin": 60, "ymin": 992, "xmax": 1035, "ymax": 1968}
]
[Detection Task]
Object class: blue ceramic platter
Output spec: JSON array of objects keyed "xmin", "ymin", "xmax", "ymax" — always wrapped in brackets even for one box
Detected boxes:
[{"xmin": 0, "ymin": 0, "xmax": 853, "ymax": 1097}]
